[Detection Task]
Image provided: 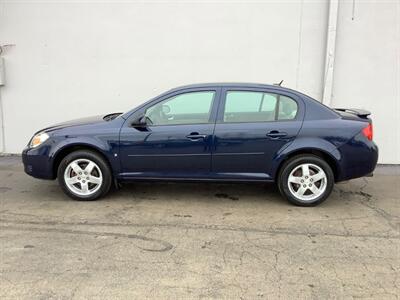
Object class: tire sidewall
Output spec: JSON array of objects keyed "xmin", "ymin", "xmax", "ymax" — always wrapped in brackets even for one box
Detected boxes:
[
  {"xmin": 279, "ymin": 155, "xmax": 334, "ymax": 206},
  {"xmin": 57, "ymin": 150, "xmax": 112, "ymax": 201}
]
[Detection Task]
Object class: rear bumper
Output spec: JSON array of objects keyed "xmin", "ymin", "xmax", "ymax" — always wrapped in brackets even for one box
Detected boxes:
[
  {"xmin": 336, "ymin": 134, "xmax": 378, "ymax": 182},
  {"xmin": 22, "ymin": 146, "xmax": 54, "ymax": 180}
]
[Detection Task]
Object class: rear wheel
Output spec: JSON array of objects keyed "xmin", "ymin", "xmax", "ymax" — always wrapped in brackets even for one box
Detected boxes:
[
  {"xmin": 57, "ymin": 150, "xmax": 112, "ymax": 200},
  {"xmin": 278, "ymin": 155, "xmax": 334, "ymax": 206}
]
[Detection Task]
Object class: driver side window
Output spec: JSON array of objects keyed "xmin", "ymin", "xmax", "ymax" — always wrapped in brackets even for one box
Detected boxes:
[{"xmin": 145, "ymin": 91, "xmax": 215, "ymax": 126}]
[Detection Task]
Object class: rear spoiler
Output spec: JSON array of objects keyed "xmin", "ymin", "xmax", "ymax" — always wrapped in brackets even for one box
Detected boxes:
[{"xmin": 334, "ymin": 108, "xmax": 371, "ymax": 118}]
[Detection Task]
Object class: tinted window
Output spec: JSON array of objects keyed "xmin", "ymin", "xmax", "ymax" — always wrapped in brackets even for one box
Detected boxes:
[
  {"xmin": 145, "ymin": 91, "xmax": 215, "ymax": 126},
  {"xmin": 224, "ymin": 92, "xmax": 265, "ymax": 113},
  {"xmin": 278, "ymin": 96, "xmax": 298, "ymax": 120},
  {"xmin": 261, "ymin": 93, "xmax": 278, "ymax": 112},
  {"xmin": 223, "ymin": 91, "xmax": 297, "ymax": 123}
]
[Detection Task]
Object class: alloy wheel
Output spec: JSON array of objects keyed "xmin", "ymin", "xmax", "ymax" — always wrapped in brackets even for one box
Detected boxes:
[
  {"xmin": 64, "ymin": 159, "xmax": 103, "ymax": 196},
  {"xmin": 287, "ymin": 163, "xmax": 327, "ymax": 202}
]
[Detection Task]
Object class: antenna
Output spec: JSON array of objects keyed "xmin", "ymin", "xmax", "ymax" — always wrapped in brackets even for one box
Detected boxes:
[{"xmin": 274, "ymin": 80, "xmax": 284, "ymax": 86}]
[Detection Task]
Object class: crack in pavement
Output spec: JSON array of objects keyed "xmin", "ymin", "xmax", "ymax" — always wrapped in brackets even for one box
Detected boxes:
[
  {"xmin": 0, "ymin": 224, "xmax": 173, "ymax": 253},
  {"xmin": 1, "ymin": 217, "xmax": 398, "ymax": 240},
  {"xmin": 335, "ymin": 180, "xmax": 400, "ymax": 232}
]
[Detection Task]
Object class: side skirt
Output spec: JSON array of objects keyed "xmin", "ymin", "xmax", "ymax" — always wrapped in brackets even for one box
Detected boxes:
[{"xmin": 117, "ymin": 172, "xmax": 274, "ymax": 183}]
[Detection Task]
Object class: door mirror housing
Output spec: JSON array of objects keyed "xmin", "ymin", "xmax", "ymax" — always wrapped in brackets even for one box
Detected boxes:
[{"xmin": 131, "ymin": 115, "xmax": 147, "ymax": 127}]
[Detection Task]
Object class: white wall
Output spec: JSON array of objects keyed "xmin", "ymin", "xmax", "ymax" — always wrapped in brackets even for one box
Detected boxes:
[
  {"xmin": 331, "ymin": 0, "xmax": 400, "ymax": 164},
  {"xmin": 0, "ymin": 0, "xmax": 398, "ymax": 164}
]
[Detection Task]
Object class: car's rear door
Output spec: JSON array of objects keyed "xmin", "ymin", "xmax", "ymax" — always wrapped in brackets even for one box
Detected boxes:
[
  {"xmin": 119, "ymin": 87, "xmax": 221, "ymax": 179},
  {"xmin": 211, "ymin": 87, "xmax": 304, "ymax": 180}
]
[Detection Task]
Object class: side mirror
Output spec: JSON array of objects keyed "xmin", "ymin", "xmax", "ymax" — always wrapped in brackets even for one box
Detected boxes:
[{"xmin": 131, "ymin": 115, "xmax": 147, "ymax": 127}]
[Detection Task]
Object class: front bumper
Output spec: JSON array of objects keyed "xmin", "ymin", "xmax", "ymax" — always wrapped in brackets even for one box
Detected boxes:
[{"xmin": 22, "ymin": 146, "xmax": 55, "ymax": 180}]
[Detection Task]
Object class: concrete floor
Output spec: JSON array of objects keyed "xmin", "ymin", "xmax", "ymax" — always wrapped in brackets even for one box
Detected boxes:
[{"xmin": 0, "ymin": 157, "xmax": 399, "ymax": 299}]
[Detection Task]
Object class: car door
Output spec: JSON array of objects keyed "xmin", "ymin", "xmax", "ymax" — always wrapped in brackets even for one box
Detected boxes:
[
  {"xmin": 212, "ymin": 87, "xmax": 304, "ymax": 180},
  {"xmin": 119, "ymin": 88, "xmax": 221, "ymax": 179}
]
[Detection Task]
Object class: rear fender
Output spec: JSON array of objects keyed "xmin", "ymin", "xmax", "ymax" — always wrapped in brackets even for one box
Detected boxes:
[{"xmin": 272, "ymin": 137, "xmax": 341, "ymax": 179}]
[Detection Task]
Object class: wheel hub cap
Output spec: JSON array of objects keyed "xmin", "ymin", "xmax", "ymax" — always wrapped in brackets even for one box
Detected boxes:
[
  {"xmin": 287, "ymin": 163, "xmax": 327, "ymax": 202},
  {"xmin": 64, "ymin": 159, "xmax": 103, "ymax": 196}
]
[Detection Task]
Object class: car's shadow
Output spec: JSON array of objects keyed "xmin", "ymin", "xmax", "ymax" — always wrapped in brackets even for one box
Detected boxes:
[
  {"xmin": 27, "ymin": 177, "xmax": 346, "ymax": 208},
  {"xmin": 110, "ymin": 181, "xmax": 285, "ymax": 205}
]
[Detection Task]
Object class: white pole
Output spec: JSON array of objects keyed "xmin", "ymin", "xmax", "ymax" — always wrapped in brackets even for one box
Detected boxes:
[
  {"xmin": 0, "ymin": 56, "xmax": 5, "ymax": 153},
  {"xmin": 322, "ymin": 0, "xmax": 339, "ymax": 106}
]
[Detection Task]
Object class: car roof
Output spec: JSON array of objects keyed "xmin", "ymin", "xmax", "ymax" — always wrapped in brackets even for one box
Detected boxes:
[{"xmin": 167, "ymin": 82, "xmax": 293, "ymax": 93}]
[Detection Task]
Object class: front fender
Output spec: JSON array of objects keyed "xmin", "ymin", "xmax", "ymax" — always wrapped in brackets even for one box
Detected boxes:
[{"xmin": 49, "ymin": 136, "xmax": 120, "ymax": 176}]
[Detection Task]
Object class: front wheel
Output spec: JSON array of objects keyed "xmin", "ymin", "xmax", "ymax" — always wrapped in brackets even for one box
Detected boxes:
[
  {"xmin": 57, "ymin": 150, "xmax": 112, "ymax": 201},
  {"xmin": 278, "ymin": 155, "xmax": 334, "ymax": 206}
]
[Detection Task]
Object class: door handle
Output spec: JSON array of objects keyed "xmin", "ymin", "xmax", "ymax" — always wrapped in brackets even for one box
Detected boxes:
[
  {"xmin": 266, "ymin": 130, "xmax": 287, "ymax": 138},
  {"xmin": 186, "ymin": 133, "xmax": 207, "ymax": 140}
]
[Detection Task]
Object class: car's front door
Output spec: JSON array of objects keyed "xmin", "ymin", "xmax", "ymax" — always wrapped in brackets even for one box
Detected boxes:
[
  {"xmin": 212, "ymin": 88, "xmax": 304, "ymax": 180},
  {"xmin": 119, "ymin": 88, "xmax": 220, "ymax": 179}
]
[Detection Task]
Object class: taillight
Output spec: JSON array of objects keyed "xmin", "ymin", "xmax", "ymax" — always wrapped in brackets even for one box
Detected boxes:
[{"xmin": 362, "ymin": 123, "xmax": 373, "ymax": 141}]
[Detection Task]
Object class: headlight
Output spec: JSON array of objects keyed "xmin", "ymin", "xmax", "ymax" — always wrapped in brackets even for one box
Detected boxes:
[{"xmin": 30, "ymin": 132, "xmax": 50, "ymax": 148}]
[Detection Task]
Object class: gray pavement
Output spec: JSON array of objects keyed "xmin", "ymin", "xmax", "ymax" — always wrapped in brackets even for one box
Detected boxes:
[{"xmin": 0, "ymin": 156, "xmax": 399, "ymax": 299}]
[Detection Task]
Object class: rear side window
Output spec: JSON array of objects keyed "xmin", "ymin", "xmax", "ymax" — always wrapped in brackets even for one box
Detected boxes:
[{"xmin": 223, "ymin": 91, "xmax": 297, "ymax": 123}]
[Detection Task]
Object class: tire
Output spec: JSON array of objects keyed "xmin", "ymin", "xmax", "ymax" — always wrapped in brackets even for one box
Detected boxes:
[
  {"xmin": 278, "ymin": 154, "xmax": 334, "ymax": 206},
  {"xmin": 57, "ymin": 150, "xmax": 112, "ymax": 201}
]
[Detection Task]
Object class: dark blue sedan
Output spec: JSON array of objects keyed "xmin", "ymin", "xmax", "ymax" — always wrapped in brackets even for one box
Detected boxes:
[{"xmin": 22, "ymin": 83, "xmax": 378, "ymax": 206}]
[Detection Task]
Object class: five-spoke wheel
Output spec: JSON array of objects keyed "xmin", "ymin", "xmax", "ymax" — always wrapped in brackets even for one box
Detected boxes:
[
  {"xmin": 287, "ymin": 163, "xmax": 327, "ymax": 202},
  {"xmin": 64, "ymin": 159, "xmax": 103, "ymax": 196},
  {"xmin": 278, "ymin": 155, "xmax": 334, "ymax": 206},
  {"xmin": 57, "ymin": 150, "xmax": 112, "ymax": 200}
]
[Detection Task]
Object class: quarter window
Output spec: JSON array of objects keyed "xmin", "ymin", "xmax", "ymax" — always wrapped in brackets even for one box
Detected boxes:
[
  {"xmin": 223, "ymin": 91, "xmax": 297, "ymax": 123},
  {"xmin": 278, "ymin": 96, "xmax": 298, "ymax": 120},
  {"xmin": 145, "ymin": 91, "xmax": 215, "ymax": 126}
]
